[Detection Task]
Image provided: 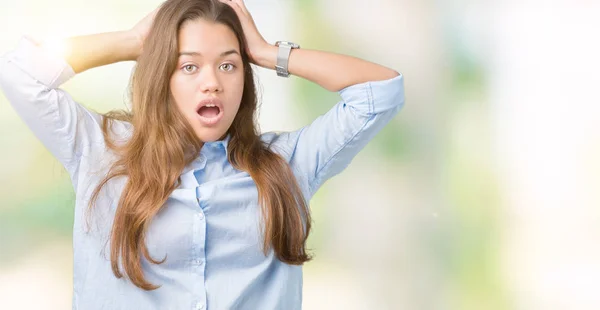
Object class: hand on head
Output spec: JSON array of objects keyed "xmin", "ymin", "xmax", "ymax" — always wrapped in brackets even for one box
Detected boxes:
[{"xmin": 129, "ymin": 7, "xmax": 160, "ymax": 56}]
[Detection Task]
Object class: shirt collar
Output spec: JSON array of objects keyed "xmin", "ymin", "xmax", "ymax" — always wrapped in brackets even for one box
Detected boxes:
[
  {"xmin": 180, "ymin": 133, "xmax": 231, "ymax": 177},
  {"xmin": 202, "ymin": 132, "xmax": 231, "ymax": 156}
]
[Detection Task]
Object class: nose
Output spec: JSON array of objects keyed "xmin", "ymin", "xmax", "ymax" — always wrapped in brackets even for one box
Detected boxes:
[{"xmin": 199, "ymin": 67, "xmax": 222, "ymax": 93}]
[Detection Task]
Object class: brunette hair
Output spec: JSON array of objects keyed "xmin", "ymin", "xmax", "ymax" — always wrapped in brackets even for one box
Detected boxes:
[{"xmin": 87, "ymin": 0, "xmax": 312, "ymax": 290}]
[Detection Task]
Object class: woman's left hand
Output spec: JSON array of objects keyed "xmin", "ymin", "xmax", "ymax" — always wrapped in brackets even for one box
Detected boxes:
[{"xmin": 220, "ymin": 0, "xmax": 273, "ymax": 67}]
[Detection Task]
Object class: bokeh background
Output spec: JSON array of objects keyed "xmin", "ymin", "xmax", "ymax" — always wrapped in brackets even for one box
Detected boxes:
[{"xmin": 1, "ymin": 0, "xmax": 599, "ymax": 309}]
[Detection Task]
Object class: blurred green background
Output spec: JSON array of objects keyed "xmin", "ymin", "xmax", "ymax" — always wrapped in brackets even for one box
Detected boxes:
[{"xmin": 2, "ymin": 0, "xmax": 600, "ymax": 309}]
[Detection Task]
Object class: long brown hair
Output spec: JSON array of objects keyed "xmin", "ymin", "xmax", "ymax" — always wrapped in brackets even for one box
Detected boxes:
[{"xmin": 87, "ymin": 0, "xmax": 312, "ymax": 290}]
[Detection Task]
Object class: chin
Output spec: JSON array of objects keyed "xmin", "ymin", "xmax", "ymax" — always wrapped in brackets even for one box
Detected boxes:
[{"xmin": 196, "ymin": 129, "xmax": 227, "ymax": 143}]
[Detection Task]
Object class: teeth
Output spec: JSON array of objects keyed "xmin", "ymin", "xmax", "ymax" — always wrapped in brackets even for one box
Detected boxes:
[{"xmin": 205, "ymin": 104, "xmax": 216, "ymax": 107}]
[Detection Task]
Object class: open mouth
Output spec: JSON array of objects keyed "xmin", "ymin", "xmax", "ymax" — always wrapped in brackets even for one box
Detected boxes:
[
  {"xmin": 195, "ymin": 99, "xmax": 224, "ymax": 126},
  {"xmin": 197, "ymin": 105, "xmax": 221, "ymax": 118}
]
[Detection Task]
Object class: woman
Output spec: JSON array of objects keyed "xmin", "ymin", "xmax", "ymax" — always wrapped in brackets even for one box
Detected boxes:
[{"xmin": 0, "ymin": 0, "xmax": 404, "ymax": 309}]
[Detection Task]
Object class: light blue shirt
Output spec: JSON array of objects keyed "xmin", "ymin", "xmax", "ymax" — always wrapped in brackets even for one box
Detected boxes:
[{"xmin": 0, "ymin": 36, "xmax": 405, "ymax": 310}]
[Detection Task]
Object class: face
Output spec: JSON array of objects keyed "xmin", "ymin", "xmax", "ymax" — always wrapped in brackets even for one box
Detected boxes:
[{"xmin": 170, "ymin": 18, "xmax": 244, "ymax": 143}]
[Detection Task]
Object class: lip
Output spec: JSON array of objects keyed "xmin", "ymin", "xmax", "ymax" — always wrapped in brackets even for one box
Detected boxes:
[{"xmin": 195, "ymin": 98, "xmax": 224, "ymax": 126}]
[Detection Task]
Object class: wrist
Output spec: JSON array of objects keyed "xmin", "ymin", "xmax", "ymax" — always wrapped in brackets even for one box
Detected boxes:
[
  {"xmin": 122, "ymin": 30, "xmax": 143, "ymax": 61},
  {"xmin": 253, "ymin": 43, "xmax": 278, "ymax": 69}
]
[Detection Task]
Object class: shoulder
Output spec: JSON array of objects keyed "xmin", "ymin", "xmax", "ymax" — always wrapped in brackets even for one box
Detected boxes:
[
  {"xmin": 97, "ymin": 113, "xmax": 134, "ymax": 143},
  {"xmin": 259, "ymin": 130, "xmax": 303, "ymax": 161}
]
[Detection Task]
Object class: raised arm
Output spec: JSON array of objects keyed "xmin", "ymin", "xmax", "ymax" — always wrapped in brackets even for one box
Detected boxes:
[
  {"xmin": 39, "ymin": 7, "xmax": 156, "ymax": 73},
  {"xmin": 50, "ymin": 31, "xmax": 141, "ymax": 74},
  {"xmin": 224, "ymin": 0, "xmax": 405, "ymax": 198},
  {"xmin": 255, "ymin": 48, "xmax": 399, "ymax": 92},
  {"xmin": 0, "ymin": 9, "xmax": 155, "ymax": 175},
  {"xmin": 221, "ymin": 0, "xmax": 398, "ymax": 91}
]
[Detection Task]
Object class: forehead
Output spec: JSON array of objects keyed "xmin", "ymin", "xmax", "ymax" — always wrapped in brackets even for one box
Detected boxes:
[{"xmin": 178, "ymin": 19, "xmax": 240, "ymax": 55}]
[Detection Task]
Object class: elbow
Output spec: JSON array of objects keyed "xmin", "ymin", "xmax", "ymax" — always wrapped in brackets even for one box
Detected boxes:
[{"xmin": 375, "ymin": 68, "xmax": 401, "ymax": 82}]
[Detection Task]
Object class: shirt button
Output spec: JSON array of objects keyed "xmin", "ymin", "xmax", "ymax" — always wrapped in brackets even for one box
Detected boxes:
[
  {"xmin": 195, "ymin": 302, "xmax": 204, "ymax": 310},
  {"xmin": 197, "ymin": 212, "xmax": 204, "ymax": 220},
  {"xmin": 194, "ymin": 259, "xmax": 204, "ymax": 265}
]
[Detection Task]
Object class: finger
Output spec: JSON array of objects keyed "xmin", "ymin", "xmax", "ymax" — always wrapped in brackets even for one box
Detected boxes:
[
  {"xmin": 230, "ymin": 0, "xmax": 249, "ymax": 15},
  {"xmin": 219, "ymin": 0, "xmax": 248, "ymax": 17},
  {"xmin": 219, "ymin": 0, "xmax": 243, "ymax": 14}
]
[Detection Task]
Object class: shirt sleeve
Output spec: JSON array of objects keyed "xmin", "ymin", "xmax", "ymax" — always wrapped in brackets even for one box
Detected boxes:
[
  {"xmin": 279, "ymin": 73, "xmax": 405, "ymax": 199},
  {"xmin": 0, "ymin": 36, "xmax": 104, "ymax": 174}
]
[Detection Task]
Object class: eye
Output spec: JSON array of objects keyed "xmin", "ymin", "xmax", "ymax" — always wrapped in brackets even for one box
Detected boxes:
[
  {"xmin": 182, "ymin": 64, "xmax": 197, "ymax": 74},
  {"xmin": 220, "ymin": 63, "xmax": 236, "ymax": 72}
]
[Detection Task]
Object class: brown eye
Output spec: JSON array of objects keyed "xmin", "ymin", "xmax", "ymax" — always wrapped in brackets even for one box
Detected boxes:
[
  {"xmin": 220, "ymin": 63, "xmax": 235, "ymax": 72},
  {"xmin": 182, "ymin": 64, "xmax": 197, "ymax": 73}
]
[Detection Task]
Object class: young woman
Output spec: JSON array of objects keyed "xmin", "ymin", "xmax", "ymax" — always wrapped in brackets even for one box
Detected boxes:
[{"xmin": 0, "ymin": 0, "xmax": 404, "ymax": 309}]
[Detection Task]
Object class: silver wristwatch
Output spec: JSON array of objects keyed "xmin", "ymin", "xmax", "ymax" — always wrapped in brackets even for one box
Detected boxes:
[{"xmin": 275, "ymin": 41, "xmax": 300, "ymax": 78}]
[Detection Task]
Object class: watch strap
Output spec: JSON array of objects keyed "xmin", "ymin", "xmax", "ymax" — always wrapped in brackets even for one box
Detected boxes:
[{"xmin": 275, "ymin": 41, "xmax": 299, "ymax": 78}]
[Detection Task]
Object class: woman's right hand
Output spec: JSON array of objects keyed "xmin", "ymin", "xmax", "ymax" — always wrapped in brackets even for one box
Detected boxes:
[{"xmin": 128, "ymin": 7, "xmax": 159, "ymax": 58}]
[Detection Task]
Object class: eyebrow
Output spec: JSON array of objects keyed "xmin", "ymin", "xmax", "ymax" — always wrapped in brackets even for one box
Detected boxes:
[{"xmin": 179, "ymin": 50, "xmax": 240, "ymax": 57}]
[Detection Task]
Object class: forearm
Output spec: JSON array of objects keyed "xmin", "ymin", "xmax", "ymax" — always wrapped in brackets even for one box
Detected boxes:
[
  {"xmin": 41, "ymin": 31, "xmax": 141, "ymax": 74},
  {"xmin": 255, "ymin": 44, "xmax": 399, "ymax": 92}
]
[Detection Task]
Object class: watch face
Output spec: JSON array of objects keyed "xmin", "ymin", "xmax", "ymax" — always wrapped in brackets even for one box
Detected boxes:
[{"xmin": 276, "ymin": 41, "xmax": 300, "ymax": 49}]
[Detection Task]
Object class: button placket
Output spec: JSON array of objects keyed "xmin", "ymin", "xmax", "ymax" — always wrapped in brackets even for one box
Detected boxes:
[
  {"xmin": 190, "ymin": 171, "xmax": 210, "ymax": 310},
  {"xmin": 194, "ymin": 211, "xmax": 206, "ymax": 273},
  {"xmin": 193, "ymin": 258, "xmax": 204, "ymax": 266}
]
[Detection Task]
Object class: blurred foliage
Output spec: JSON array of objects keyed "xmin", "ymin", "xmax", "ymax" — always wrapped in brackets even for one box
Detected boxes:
[
  {"xmin": 0, "ymin": 172, "xmax": 74, "ymax": 263},
  {"xmin": 291, "ymin": 0, "xmax": 412, "ymax": 164},
  {"xmin": 438, "ymin": 38, "xmax": 508, "ymax": 309}
]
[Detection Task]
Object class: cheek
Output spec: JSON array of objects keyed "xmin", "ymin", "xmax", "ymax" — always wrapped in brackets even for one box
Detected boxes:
[
  {"xmin": 170, "ymin": 78, "xmax": 193, "ymax": 110},
  {"xmin": 231, "ymin": 75, "xmax": 245, "ymax": 102}
]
